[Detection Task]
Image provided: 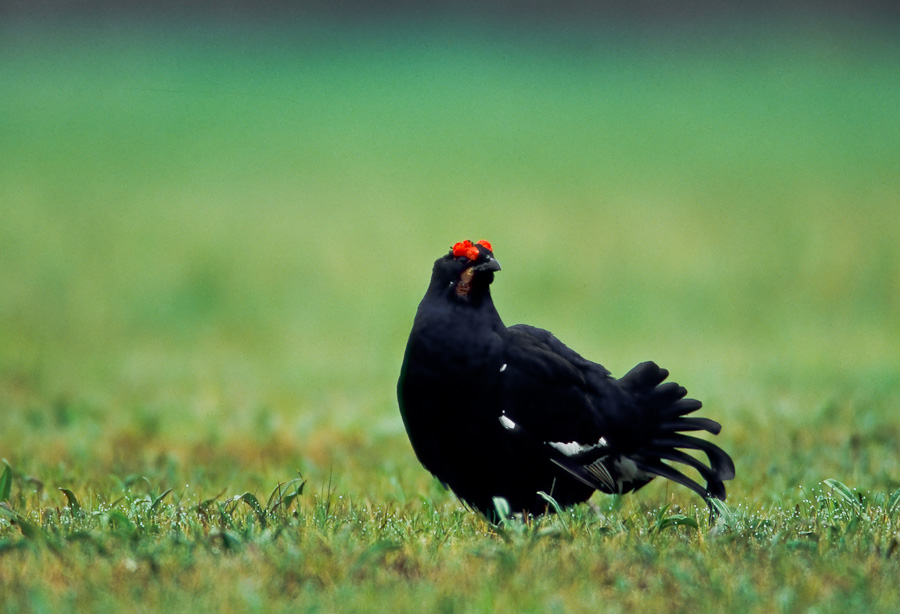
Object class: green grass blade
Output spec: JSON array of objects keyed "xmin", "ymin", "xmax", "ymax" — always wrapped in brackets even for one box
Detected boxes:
[
  {"xmin": 0, "ymin": 461, "xmax": 11, "ymax": 502},
  {"xmin": 279, "ymin": 480, "xmax": 306, "ymax": 515},
  {"xmin": 887, "ymin": 488, "xmax": 900, "ymax": 517},
  {"xmin": 655, "ymin": 514, "xmax": 700, "ymax": 533},
  {"xmin": 58, "ymin": 488, "xmax": 83, "ymax": 516},
  {"xmin": 236, "ymin": 492, "xmax": 268, "ymax": 528},
  {"xmin": 266, "ymin": 477, "xmax": 307, "ymax": 514},
  {"xmin": 491, "ymin": 496, "xmax": 511, "ymax": 521},
  {"xmin": 0, "ymin": 502, "xmax": 47, "ymax": 543},
  {"xmin": 0, "ymin": 502, "xmax": 17, "ymax": 521},
  {"xmin": 266, "ymin": 482, "xmax": 285, "ymax": 512},
  {"xmin": 709, "ymin": 498, "xmax": 737, "ymax": 527},
  {"xmin": 536, "ymin": 491, "xmax": 564, "ymax": 516},
  {"xmin": 824, "ymin": 479, "xmax": 862, "ymax": 510},
  {"xmin": 150, "ymin": 488, "xmax": 173, "ymax": 513},
  {"xmin": 537, "ymin": 491, "xmax": 571, "ymax": 534}
]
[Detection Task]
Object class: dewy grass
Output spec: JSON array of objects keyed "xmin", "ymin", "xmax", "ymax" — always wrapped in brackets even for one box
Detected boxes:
[
  {"xmin": 2, "ymin": 19, "xmax": 900, "ymax": 614},
  {"xmin": 1, "ymin": 466, "xmax": 899, "ymax": 613}
]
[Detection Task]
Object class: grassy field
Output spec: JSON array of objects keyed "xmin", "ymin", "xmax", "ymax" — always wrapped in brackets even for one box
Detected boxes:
[{"xmin": 2, "ymin": 19, "xmax": 900, "ymax": 613}]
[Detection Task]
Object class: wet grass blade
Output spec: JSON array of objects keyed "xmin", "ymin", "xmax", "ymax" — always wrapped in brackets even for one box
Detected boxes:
[
  {"xmin": 58, "ymin": 488, "xmax": 83, "ymax": 517},
  {"xmin": 651, "ymin": 504, "xmax": 699, "ymax": 533},
  {"xmin": 0, "ymin": 502, "xmax": 49, "ymax": 544},
  {"xmin": 150, "ymin": 488, "xmax": 173, "ymax": 513},
  {"xmin": 235, "ymin": 492, "xmax": 267, "ymax": 528},
  {"xmin": 266, "ymin": 476, "xmax": 307, "ymax": 514},
  {"xmin": 0, "ymin": 502, "xmax": 17, "ymax": 521},
  {"xmin": 824, "ymin": 479, "xmax": 862, "ymax": 511},
  {"xmin": 709, "ymin": 497, "xmax": 737, "ymax": 527},
  {"xmin": 887, "ymin": 488, "xmax": 900, "ymax": 517},
  {"xmin": 492, "ymin": 496, "xmax": 511, "ymax": 521},
  {"xmin": 279, "ymin": 485, "xmax": 304, "ymax": 515},
  {"xmin": 537, "ymin": 491, "xmax": 571, "ymax": 534},
  {"xmin": 655, "ymin": 514, "xmax": 700, "ymax": 532}
]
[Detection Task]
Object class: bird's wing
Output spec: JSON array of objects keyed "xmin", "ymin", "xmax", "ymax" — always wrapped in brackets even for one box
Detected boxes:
[
  {"xmin": 499, "ymin": 326, "xmax": 734, "ymax": 502},
  {"xmin": 498, "ymin": 324, "xmax": 613, "ymax": 445},
  {"xmin": 495, "ymin": 325, "xmax": 629, "ymax": 495},
  {"xmin": 507, "ymin": 324, "xmax": 610, "ymax": 377}
]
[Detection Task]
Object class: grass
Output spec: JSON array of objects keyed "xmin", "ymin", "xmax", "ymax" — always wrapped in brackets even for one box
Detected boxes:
[{"xmin": 2, "ymin": 18, "xmax": 900, "ymax": 613}]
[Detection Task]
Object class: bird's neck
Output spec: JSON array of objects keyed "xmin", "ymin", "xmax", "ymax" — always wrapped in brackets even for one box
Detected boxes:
[{"xmin": 417, "ymin": 289, "xmax": 505, "ymax": 335}]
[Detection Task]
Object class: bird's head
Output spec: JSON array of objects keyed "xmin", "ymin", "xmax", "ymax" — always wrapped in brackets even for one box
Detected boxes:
[{"xmin": 428, "ymin": 239, "xmax": 501, "ymax": 304}]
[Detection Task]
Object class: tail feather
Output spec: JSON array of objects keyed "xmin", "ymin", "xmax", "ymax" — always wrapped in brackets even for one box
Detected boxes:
[
  {"xmin": 634, "ymin": 458, "xmax": 720, "ymax": 500},
  {"xmin": 547, "ymin": 360, "xmax": 734, "ymax": 504},
  {"xmin": 651, "ymin": 435, "xmax": 736, "ymax": 481},
  {"xmin": 650, "ymin": 381, "xmax": 687, "ymax": 403},
  {"xmin": 659, "ymin": 417, "xmax": 722, "ymax": 435},
  {"xmin": 620, "ymin": 361, "xmax": 669, "ymax": 389},
  {"xmin": 616, "ymin": 360, "xmax": 735, "ymax": 501},
  {"xmin": 661, "ymin": 397, "xmax": 703, "ymax": 418},
  {"xmin": 654, "ymin": 448, "xmax": 724, "ymax": 485}
]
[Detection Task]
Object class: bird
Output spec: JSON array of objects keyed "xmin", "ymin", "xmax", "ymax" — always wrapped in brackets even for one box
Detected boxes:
[{"xmin": 397, "ymin": 239, "xmax": 735, "ymax": 520}]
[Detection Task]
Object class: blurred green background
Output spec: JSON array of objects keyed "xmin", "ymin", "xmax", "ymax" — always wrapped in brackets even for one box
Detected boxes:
[{"xmin": 1, "ymin": 16, "xmax": 899, "ymax": 499}]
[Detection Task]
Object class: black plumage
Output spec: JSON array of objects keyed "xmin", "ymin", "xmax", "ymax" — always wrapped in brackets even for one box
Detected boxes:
[{"xmin": 397, "ymin": 240, "xmax": 735, "ymax": 519}]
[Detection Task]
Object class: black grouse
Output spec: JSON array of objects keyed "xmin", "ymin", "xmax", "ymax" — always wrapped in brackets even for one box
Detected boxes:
[{"xmin": 397, "ymin": 240, "xmax": 735, "ymax": 519}]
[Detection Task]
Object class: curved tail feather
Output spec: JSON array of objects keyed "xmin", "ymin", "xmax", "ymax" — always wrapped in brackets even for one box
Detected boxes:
[
  {"xmin": 619, "ymin": 361, "xmax": 735, "ymax": 500},
  {"xmin": 577, "ymin": 360, "xmax": 736, "ymax": 501}
]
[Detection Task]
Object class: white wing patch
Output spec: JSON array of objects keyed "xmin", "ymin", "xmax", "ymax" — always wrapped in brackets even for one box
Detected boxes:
[
  {"xmin": 499, "ymin": 363, "xmax": 508, "ymax": 372},
  {"xmin": 546, "ymin": 437, "xmax": 609, "ymax": 458},
  {"xmin": 498, "ymin": 414, "xmax": 517, "ymax": 431},
  {"xmin": 547, "ymin": 441, "xmax": 586, "ymax": 456}
]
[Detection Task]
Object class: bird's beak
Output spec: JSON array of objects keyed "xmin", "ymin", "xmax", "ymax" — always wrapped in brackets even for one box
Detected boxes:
[{"xmin": 475, "ymin": 258, "xmax": 501, "ymax": 273}]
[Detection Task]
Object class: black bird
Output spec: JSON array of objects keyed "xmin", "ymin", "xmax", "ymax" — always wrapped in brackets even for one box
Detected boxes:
[{"xmin": 397, "ymin": 240, "xmax": 735, "ymax": 520}]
